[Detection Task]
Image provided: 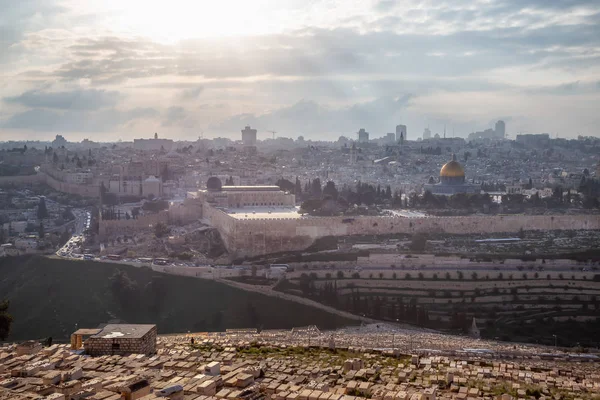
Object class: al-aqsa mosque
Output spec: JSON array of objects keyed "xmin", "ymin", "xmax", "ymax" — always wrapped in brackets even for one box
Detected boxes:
[{"xmin": 424, "ymin": 154, "xmax": 479, "ymax": 195}]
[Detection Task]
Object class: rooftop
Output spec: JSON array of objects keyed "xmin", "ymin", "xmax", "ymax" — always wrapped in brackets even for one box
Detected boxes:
[
  {"xmin": 226, "ymin": 206, "xmax": 302, "ymax": 220},
  {"xmin": 90, "ymin": 324, "xmax": 155, "ymax": 339},
  {"xmin": 221, "ymin": 185, "xmax": 282, "ymax": 192}
]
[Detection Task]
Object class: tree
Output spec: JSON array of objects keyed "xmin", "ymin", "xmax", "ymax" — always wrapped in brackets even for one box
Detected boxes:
[
  {"xmin": 154, "ymin": 222, "xmax": 170, "ymax": 238},
  {"xmin": 38, "ymin": 222, "xmax": 45, "ymax": 238},
  {"xmin": 251, "ymin": 265, "xmax": 257, "ymax": 277},
  {"xmin": 37, "ymin": 197, "xmax": 49, "ymax": 219},
  {"xmin": 154, "ymin": 132, "xmax": 158, "ymax": 139},
  {"xmin": 0, "ymin": 300, "xmax": 13, "ymax": 340},
  {"xmin": 300, "ymin": 198, "xmax": 322, "ymax": 214},
  {"xmin": 323, "ymin": 181, "xmax": 338, "ymax": 200},
  {"xmin": 295, "ymin": 177, "xmax": 302, "ymax": 195},
  {"xmin": 410, "ymin": 233, "xmax": 428, "ymax": 251},
  {"xmin": 311, "ymin": 178, "xmax": 322, "ymax": 198},
  {"xmin": 336, "ymin": 271, "xmax": 344, "ymax": 279}
]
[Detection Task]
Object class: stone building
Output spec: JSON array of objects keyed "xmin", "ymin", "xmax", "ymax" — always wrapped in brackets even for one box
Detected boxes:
[
  {"xmin": 83, "ymin": 324, "xmax": 157, "ymax": 356},
  {"xmin": 189, "ymin": 177, "xmax": 295, "ymax": 209}
]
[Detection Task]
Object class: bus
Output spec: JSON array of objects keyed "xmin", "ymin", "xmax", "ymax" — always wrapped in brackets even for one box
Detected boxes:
[
  {"xmin": 83, "ymin": 254, "xmax": 95, "ymax": 260},
  {"xmin": 107, "ymin": 254, "xmax": 122, "ymax": 260},
  {"xmin": 153, "ymin": 258, "xmax": 169, "ymax": 266}
]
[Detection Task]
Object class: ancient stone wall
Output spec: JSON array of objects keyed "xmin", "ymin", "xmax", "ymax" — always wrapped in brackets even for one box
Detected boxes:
[
  {"xmin": 209, "ymin": 211, "xmax": 600, "ymax": 258},
  {"xmin": 0, "ymin": 174, "xmax": 44, "ymax": 186},
  {"xmin": 98, "ymin": 202, "xmax": 203, "ymax": 238},
  {"xmin": 42, "ymin": 172, "xmax": 101, "ymax": 198},
  {"xmin": 99, "ymin": 211, "xmax": 169, "ymax": 238}
]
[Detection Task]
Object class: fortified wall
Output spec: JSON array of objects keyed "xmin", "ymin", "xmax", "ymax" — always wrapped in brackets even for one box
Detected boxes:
[
  {"xmin": 0, "ymin": 172, "xmax": 100, "ymax": 197},
  {"xmin": 42, "ymin": 172, "xmax": 101, "ymax": 198},
  {"xmin": 98, "ymin": 202, "xmax": 203, "ymax": 238},
  {"xmin": 0, "ymin": 174, "xmax": 44, "ymax": 186},
  {"xmin": 206, "ymin": 210, "xmax": 600, "ymax": 258}
]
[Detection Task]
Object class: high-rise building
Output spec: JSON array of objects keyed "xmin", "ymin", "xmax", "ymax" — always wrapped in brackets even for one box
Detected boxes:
[
  {"xmin": 385, "ymin": 133, "xmax": 395, "ymax": 143},
  {"xmin": 468, "ymin": 120, "xmax": 506, "ymax": 141},
  {"xmin": 495, "ymin": 120, "xmax": 506, "ymax": 138},
  {"xmin": 241, "ymin": 126, "xmax": 257, "ymax": 146},
  {"xmin": 423, "ymin": 128, "xmax": 432, "ymax": 140},
  {"xmin": 358, "ymin": 129, "xmax": 369, "ymax": 143},
  {"xmin": 396, "ymin": 125, "xmax": 407, "ymax": 141}
]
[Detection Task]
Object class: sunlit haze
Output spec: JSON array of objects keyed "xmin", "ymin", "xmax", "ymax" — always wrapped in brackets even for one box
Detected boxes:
[{"xmin": 1, "ymin": 0, "xmax": 600, "ymax": 141}]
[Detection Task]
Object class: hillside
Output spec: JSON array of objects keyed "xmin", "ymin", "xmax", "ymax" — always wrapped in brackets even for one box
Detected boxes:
[
  {"xmin": 0, "ymin": 256, "xmax": 356, "ymax": 341},
  {"xmin": 275, "ymin": 267, "xmax": 600, "ymax": 347}
]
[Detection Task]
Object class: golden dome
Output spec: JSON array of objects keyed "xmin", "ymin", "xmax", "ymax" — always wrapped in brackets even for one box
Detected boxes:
[{"xmin": 440, "ymin": 154, "xmax": 465, "ymax": 178}]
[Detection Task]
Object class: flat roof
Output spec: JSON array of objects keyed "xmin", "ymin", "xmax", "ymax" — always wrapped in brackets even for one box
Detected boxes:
[
  {"xmin": 90, "ymin": 324, "xmax": 155, "ymax": 339},
  {"xmin": 221, "ymin": 185, "xmax": 281, "ymax": 192},
  {"xmin": 227, "ymin": 206, "xmax": 302, "ymax": 220},
  {"xmin": 386, "ymin": 210, "xmax": 428, "ymax": 218},
  {"xmin": 73, "ymin": 328, "xmax": 102, "ymax": 336}
]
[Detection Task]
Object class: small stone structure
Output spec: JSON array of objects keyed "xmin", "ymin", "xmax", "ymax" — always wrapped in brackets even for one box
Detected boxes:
[{"xmin": 83, "ymin": 324, "xmax": 157, "ymax": 356}]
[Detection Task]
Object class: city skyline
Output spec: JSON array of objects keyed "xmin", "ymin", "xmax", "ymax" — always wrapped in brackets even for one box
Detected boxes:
[{"xmin": 1, "ymin": 0, "xmax": 600, "ymax": 141}]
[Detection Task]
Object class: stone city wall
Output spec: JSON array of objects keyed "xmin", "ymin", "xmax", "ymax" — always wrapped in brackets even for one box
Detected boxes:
[
  {"xmin": 99, "ymin": 211, "xmax": 169, "ymax": 238},
  {"xmin": 0, "ymin": 174, "xmax": 44, "ymax": 186},
  {"xmin": 98, "ymin": 203, "xmax": 203, "ymax": 238},
  {"xmin": 210, "ymin": 211, "xmax": 600, "ymax": 258},
  {"xmin": 0, "ymin": 172, "xmax": 100, "ymax": 197},
  {"xmin": 42, "ymin": 172, "xmax": 101, "ymax": 198}
]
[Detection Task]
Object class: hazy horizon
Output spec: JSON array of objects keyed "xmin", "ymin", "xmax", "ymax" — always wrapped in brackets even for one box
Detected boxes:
[{"xmin": 1, "ymin": 0, "xmax": 600, "ymax": 142}]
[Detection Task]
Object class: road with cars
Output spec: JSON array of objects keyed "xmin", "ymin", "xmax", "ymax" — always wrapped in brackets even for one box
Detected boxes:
[{"xmin": 55, "ymin": 209, "xmax": 91, "ymax": 258}]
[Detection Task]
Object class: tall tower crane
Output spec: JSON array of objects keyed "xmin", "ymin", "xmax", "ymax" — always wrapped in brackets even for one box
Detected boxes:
[{"xmin": 266, "ymin": 130, "xmax": 277, "ymax": 140}]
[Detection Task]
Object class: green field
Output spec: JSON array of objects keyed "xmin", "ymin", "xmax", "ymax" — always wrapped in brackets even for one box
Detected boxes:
[{"xmin": 0, "ymin": 256, "xmax": 356, "ymax": 341}]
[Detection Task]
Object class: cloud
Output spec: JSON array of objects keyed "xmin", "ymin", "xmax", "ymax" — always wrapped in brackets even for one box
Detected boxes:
[
  {"xmin": 212, "ymin": 95, "xmax": 414, "ymax": 137},
  {"xmin": 1, "ymin": 0, "xmax": 599, "ymax": 139},
  {"xmin": 162, "ymin": 106, "xmax": 187, "ymax": 126},
  {"xmin": 4, "ymin": 88, "xmax": 121, "ymax": 110},
  {"xmin": 373, "ymin": 0, "xmax": 397, "ymax": 13},
  {"xmin": 0, "ymin": 0, "xmax": 68, "ymax": 65},
  {"xmin": 179, "ymin": 86, "xmax": 204, "ymax": 100},
  {"xmin": 1, "ymin": 107, "xmax": 158, "ymax": 132}
]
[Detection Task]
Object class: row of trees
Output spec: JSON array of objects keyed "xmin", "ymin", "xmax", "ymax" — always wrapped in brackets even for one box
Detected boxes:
[
  {"xmin": 284, "ymin": 175, "xmax": 600, "ymax": 213},
  {"xmin": 0, "ymin": 300, "xmax": 13, "ymax": 341},
  {"xmin": 51, "ymin": 150, "xmax": 95, "ymax": 168}
]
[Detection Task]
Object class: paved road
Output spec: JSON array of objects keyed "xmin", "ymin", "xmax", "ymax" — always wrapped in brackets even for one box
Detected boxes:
[{"xmin": 55, "ymin": 209, "xmax": 90, "ymax": 258}]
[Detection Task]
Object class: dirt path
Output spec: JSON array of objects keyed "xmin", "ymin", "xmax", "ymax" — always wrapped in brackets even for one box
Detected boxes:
[{"xmin": 215, "ymin": 277, "xmax": 379, "ymax": 324}]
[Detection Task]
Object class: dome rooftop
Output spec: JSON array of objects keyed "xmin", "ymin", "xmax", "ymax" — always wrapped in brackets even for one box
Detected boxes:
[
  {"xmin": 440, "ymin": 154, "xmax": 465, "ymax": 178},
  {"xmin": 206, "ymin": 176, "xmax": 222, "ymax": 192}
]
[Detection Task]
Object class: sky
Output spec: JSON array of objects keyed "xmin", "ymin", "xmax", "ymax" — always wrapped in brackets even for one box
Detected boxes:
[{"xmin": 1, "ymin": 0, "xmax": 599, "ymax": 142}]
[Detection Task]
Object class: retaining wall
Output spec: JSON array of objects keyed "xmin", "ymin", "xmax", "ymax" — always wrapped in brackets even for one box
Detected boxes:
[{"xmin": 208, "ymin": 210, "xmax": 600, "ymax": 258}]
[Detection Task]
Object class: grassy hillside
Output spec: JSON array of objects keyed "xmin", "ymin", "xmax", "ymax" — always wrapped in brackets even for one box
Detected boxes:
[
  {"xmin": 0, "ymin": 256, "xmax": 356, "ymax": 341},
  {"xmin": 276, "ymin": 268, "xmax": 600, "ymax": 347}
]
